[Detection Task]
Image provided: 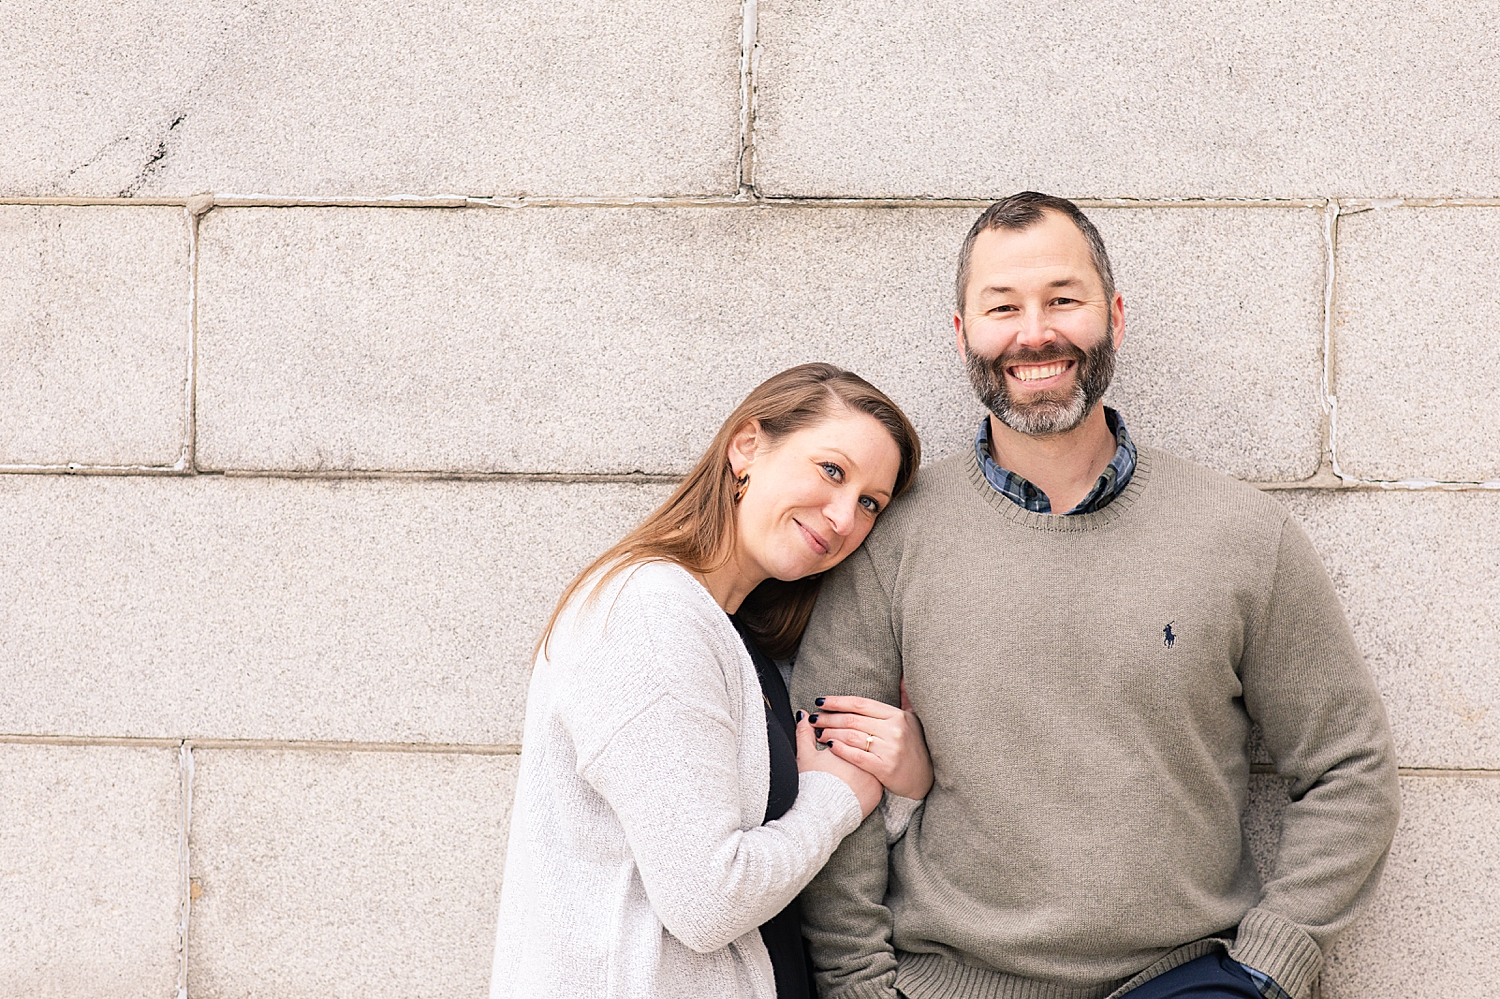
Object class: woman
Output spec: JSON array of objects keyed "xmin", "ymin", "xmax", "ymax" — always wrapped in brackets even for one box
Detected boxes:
[{"xmin": 491, "ymin": 364, "xmax": 931, "ymax": 999}]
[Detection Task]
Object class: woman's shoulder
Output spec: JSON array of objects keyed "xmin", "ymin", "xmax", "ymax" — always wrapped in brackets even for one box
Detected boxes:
[
  {"xmin": 550, "ymin": 560, "xmax": 739, "ymax": 678},
  {"xmin": 584, "ymin": 559, "xmax": 721, "ymax": 627},
  {"xmin": 540, "ymin": 560, "xmax": 749, "ymax": 752}
]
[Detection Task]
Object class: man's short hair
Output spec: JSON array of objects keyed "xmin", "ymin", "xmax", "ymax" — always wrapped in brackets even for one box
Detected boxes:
[{"xmin": 954, "ymin": 192, "xmax": 1117, "ymax": 314}]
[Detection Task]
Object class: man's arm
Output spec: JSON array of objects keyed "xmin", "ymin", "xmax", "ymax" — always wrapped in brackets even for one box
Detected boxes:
[
  {"xmin": 1232, "ymin": 516, "xmax": 1402, "ymax": 999},
  {"xmin": 791, "ymin": 545, "xmax": 904, "ymax": 999}
]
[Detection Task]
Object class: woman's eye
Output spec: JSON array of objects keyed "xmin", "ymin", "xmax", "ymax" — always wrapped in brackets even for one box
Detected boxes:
[
  {"xmin": 820, "ymin": 462, "xmax": 844, "ymax": 482},
  {"xmin": 859, "ymin": 496, "xmax": 881, "ymax": 514}
]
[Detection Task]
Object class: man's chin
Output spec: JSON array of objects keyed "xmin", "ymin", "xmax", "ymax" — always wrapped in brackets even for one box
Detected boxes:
[{"xmin": 993, "ymin": 398, "xmax": 1090, "ymax": 437}]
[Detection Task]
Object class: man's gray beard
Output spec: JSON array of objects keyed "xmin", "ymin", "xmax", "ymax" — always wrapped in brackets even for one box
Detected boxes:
[{"xmin": 964, "ymin": 327, "xmax": 1117, "ymax": 437}]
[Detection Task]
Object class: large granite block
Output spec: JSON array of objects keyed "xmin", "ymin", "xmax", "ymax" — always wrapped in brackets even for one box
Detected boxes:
[
  {"xmin": 1333, "ymin": 207, "xmax": 1500, "ymax": 482},
  {"xmin": 1322, "ymin": 776, "xmax": 1500, "ymax": 998},
  {"xmin": 755, "ymin": 0, "xmax": 1500, "ymax": 199},
  {"xmin": 0, "ymin": 206, "xmax": 188, "ymax": 467},
  {"xmin": 1281, "ymin": 490, "xmax": 1500, "ymax": 770},
  {"xmin": 197, "ymin": 205, "xmax": 1322, "ymax": 480},
  {"xmin": 0, "ymin": 744, "xmax": 181, "ymax": 999},
  {"xmin": 0, "ymin": 475, "xmax": 668, "ymax": 745},
  {"xmin": 0, "ymin": 0, "xmax": 738, "ymax": 198},
  {"xmin": 1094, "ymin": 208, "xmax": 1324, "ymax": 481},
  {"xmin": 188, "ymin": 749, "xmax": 517, "ymax": 999}
]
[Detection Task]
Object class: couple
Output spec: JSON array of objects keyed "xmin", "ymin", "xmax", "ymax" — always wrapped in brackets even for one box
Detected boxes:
[{"xmin": 490, "ymin": 194, "xmax": 1401, "ymax": 999}]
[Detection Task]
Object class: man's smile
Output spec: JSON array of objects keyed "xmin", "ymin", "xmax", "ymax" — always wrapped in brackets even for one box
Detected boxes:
[{"xmin": 1007, "ymin": 359, "xmax": 1075, "ymax": 387}]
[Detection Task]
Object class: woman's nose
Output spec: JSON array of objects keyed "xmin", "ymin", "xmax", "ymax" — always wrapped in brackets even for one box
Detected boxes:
[{"xmin": 826, "ymin": 493, "xmax": 859, "ymax": 535}]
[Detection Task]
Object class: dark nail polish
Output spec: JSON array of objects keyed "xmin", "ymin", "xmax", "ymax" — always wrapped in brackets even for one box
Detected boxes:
[
  {"xmin": 795, "ymin": 710, "xmax": 805, "ymax": 722},
  {"xmin": 808, "ymin": 713, "xmax": 819, "ymax": 723},
  {"xmin": 815, "ymin": 697, "xmax": 826, "ymax": 706}
]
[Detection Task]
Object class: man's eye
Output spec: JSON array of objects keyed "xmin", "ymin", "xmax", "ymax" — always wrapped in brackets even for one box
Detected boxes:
[
  {"xmin": 1052, "ymin": 297, "xmax": 1076, "ymax": 306},
  {"xmin": 821, "ymin": 462, "xmax": 844, "ymax": 482},
  {"xmin": 859, "ymin": 496, "xmax": 881, "ymax": 514}
]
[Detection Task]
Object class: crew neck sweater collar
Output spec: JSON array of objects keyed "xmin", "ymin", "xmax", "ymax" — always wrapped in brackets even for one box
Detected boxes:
[
  {"xmin": 973, "ymin": 407, "xmax": 1138, "ymax": 515},
  {"xmin": 962, "ymin": 441, "xmax": 1153, "ymax": 532}
]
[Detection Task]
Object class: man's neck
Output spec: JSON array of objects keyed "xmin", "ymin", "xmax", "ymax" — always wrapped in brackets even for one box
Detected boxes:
[{"xmin": 987, "ymin": 405, "xmax": 1118, "ymax": 515}]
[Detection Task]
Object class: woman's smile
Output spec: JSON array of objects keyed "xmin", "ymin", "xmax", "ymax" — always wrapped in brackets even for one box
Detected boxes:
[{"xmin": 794, "ymin": 517, "xmax": 831, "ymax": 556}]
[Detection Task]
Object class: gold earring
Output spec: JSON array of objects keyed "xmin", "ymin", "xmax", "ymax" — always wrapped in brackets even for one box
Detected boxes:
[{"xmin": 734, "ymin": 471, "xmax": 750, "ymax": 503}]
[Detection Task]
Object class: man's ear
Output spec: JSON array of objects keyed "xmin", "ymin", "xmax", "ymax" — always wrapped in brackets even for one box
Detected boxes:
[
  {"xmin": 1110, "ymin": 294, "xmax": 1126, "ymax": 351},
  {"xmin": 954, "ymin": 313, "xmax": 967, "ymax": 360},
  {"xmin": 726, "ymin": 419, "xmax": 762, "ymax": 476}
]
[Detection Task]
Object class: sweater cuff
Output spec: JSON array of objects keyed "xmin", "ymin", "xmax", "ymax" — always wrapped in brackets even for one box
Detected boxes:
[
  {"xmin": 823, "ymin": 972, "xmax": 900, "ymax": 999},
  {"xmin": 798, "ymin": 770, "xmax": 865, "ymax": 839},
  {"xmin": 1228, "ymin": 908, "xmax": 1324, "ymax": 999},
  {"xmin": 880, "ymin": 791, "xmax": 924, "ymax": 844}
]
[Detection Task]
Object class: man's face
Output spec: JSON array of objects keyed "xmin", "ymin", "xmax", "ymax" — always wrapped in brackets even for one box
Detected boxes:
[{"xmin": 954, "ymin": 212, "xmax": 1125, "ymax": 437}]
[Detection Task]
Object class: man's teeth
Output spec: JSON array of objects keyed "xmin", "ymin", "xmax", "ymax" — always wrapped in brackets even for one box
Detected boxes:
[{"xmin": 1012, "ymin": 361, "xmax": 1069, "ymax": 381}]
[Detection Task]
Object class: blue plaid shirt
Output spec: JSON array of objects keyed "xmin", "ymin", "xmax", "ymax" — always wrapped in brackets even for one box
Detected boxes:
[
  {"xmin": 974, "ymin": 407, "xmax": 1137, "ymax": 515},
  {"xmin": 1241, "ymin": 965, "xmax": 1293, "ymax": 999},
  {"xmin": 974, "ymin": 407, "xmax": 1291, "ymax": 999}
]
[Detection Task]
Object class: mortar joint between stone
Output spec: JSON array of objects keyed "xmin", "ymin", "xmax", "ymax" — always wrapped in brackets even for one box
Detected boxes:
[
  {"xmin": 175, "ymin": 740, "xmax": 195, "ymax": 999},
  {"xmin": 183, "ymin": 200, "xmax": 205, "ymax": 474},
  {"xmin": 736, "ymin": 0, "xmax": 761, "ymax": 197}
]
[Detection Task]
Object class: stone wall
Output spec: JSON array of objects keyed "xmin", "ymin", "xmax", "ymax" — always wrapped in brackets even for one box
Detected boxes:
[{"xmin": 2, "ymin": 2, "xmax": 1497, "ymax": 996}]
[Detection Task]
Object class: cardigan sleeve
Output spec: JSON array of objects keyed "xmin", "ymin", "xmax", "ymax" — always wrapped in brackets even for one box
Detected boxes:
[
  {"xmin": 581, "ymin": 693, "xmax": 862, "ymax": 953},
  {"xmin": 561, "ymin": 565, "xmax": 864, "ymax": 955}
]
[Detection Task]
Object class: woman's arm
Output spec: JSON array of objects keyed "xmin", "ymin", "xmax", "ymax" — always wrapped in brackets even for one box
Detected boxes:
[{"xmin": 579, "ymin": 691, "xmax": 870, "ymax": 954}]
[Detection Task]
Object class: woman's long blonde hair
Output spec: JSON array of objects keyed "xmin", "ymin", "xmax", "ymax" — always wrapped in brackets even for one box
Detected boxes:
[{"xmin": 537, "ymin": 363, "xmax": 920, "ymax": 660}]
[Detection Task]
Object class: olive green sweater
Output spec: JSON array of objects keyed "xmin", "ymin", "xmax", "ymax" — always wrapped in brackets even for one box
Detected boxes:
[{"xmin": 791, "ymin": 446, "xmax": 1399, "ymax": 999}]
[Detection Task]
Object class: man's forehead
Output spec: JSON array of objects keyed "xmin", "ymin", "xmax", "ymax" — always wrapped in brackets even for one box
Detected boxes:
[{"xmin": 968, "ymin": 218, "xmax": 1098, "ymax": 290}]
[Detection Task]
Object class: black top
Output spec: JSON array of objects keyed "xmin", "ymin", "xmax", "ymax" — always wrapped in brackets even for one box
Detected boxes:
[{"xmin": 731, "ymin": 616, "xmax": 817, "ymax": 999}]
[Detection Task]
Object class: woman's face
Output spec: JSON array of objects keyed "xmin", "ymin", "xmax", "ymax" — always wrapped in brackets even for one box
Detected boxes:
[{"xmin": 729, "ymin": 410, "xmax": 902, "ymax": 584}]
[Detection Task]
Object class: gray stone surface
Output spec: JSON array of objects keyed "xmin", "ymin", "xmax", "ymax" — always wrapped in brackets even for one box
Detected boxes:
[
  {"xmin": 0, "ymin": 475, "xmax": 669, "ymax": 745},
  {"xmin": 0, "ymin": 744, "xmax": 181, "ymax": 999},
  {"xmin": 0, "ymin": 0, "xmax": 738, "ymax": 199},
  {"xmin": 1095, "ymin": 208, "xmax": 1325, "ymax": 481},
  {"xmin": 197, "ymin": 205, "xmax": 1322, "ymax": 480},
  {"xmin": 1333, "ymin": 207, "xmax": 1500, "ymax": 482},
  {"xmin": 754, "ymin": 1, "xmax": 1500, "ymax": 199},
  {"xmin": 1280, "ymin": 490, "xmax": 1500, "ymax": 770},
  {"xmin": 188, "ymin": 749, "xmax": 516, "ymax": 999},
  {"xmin": 0, "ymin": 206, "xmax": 188, "ymax": 467},
  {"xmin": 1322, "ymin": 776, "xmax": 1500, "ymax": 999},
  {"xmin": 1243, "ymin": 773, "xmax": 1290, "ymax": 884}
]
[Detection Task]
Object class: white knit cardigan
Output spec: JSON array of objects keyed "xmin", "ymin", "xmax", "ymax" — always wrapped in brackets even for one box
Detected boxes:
[{"xmin": 490, "ymin": 561, "xmax": 864, "ymax": 999}]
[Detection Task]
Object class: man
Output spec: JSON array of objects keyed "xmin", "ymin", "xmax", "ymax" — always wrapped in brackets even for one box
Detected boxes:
[{"xmin": 792, "ymin": 192, "xmax": 1400, "ymax": 999}]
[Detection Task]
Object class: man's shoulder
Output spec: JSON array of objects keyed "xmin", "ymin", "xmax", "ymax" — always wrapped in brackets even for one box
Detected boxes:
[
  {"xmin": 1138, "ymin": 445, "xmax": 1292, "ymax": 534},
  {"xmin": 863, "ymin": 451, "xmax": 976, "ymax": 548}
]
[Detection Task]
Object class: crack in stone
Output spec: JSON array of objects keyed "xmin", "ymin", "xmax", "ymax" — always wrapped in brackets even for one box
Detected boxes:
[
  {"xmin": 64, "ymin": 133, "xmax": 134, "ymax": 182},
  {"xmin": 118, "ymin": 114, "xmax": 188, "ymax": 198}
]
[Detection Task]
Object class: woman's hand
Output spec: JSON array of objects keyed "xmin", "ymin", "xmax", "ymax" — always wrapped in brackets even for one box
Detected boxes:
[
  {"xmin": 795, "ymin": 711, "xmax": 883, "ymax": 818},
  {"xmin": 808, "ymin": 679, "xmax": 933, "ymax": 800}
]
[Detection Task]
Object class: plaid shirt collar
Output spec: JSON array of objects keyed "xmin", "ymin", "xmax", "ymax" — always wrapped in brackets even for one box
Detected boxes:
[{"xmin": 974, "ymin": 407, "xmax": 1137, "ymax": 516}]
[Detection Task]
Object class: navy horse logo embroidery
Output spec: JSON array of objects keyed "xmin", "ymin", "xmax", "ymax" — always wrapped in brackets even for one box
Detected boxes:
[{"xmin": 1163, "ymin": 622, "xmax": 1177, "ymax": 648}]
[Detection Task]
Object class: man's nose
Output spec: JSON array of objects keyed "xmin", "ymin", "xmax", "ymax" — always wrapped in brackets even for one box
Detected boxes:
[{"xmin": 1015, "ymin": 309, "xmax": 1055, "ymax": 348}]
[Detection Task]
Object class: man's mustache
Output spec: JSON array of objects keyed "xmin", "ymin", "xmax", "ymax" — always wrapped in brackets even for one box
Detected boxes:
[{"xmin": 973, "ymin": 343, "xmax": 1086, "ymax": 373}]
